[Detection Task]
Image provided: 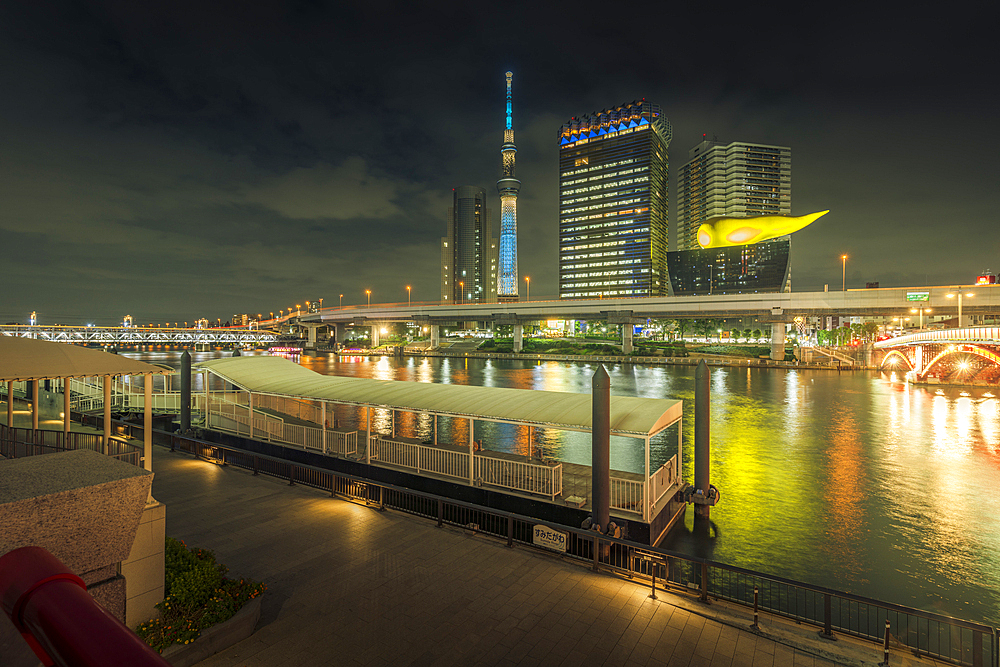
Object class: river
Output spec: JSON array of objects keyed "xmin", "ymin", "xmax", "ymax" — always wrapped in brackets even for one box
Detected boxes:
[{"xmin": 127, "ymin": 349, "xmax": 1000, "ymax": 627}]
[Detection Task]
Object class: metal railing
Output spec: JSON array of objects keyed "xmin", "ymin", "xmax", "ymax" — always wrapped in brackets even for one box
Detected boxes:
[
  {"xmin": 610, "ymin": 476, "xmax": 645, "ymax": 514},
  {"xmin": 476, "ymin": 455, "xmax": 562, "ymax": 500},
  {"xmin": 0, "ymin": 424, "xmax": 142, "ymax": 467},
  {"xmin": 207, "ymin": 401, "xmax": 357, "ymax": 457},
  {"xmin": 154, "ymin": 429, "xmax": 998, "ymax": 667}
]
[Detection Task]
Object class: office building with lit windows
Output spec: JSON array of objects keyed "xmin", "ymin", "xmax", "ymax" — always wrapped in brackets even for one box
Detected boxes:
[
  {"xmin": 440, "ymin": 186, "xmax": 495, "ymax": 303},
  {"xmin": 666, "ymin": 239, "xmax": 791, "ymax": 296},
  {"xmin": 558, "ymin": 101, "xmax": 671, "ymax": 299},
  {"xmin": 677, "ymin": 139, "xmax": 791, "ymax": 251}
]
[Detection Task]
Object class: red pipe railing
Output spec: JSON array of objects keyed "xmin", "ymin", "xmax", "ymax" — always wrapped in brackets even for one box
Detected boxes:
[{"xmin": 0, "ymin": 546, "xmax": 170, "ymax": 667}]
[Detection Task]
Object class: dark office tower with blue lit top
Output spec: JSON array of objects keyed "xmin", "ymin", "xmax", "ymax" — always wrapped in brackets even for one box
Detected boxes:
[{"xmin": 557, "ymin": 101, "xmax": 671, "ymax": 299}]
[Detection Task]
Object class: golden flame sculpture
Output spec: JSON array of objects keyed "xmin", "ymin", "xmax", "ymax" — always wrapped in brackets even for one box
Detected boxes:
[{"xmin": 697, "ymin": 210, "xmax": 829, "ymax": 248}]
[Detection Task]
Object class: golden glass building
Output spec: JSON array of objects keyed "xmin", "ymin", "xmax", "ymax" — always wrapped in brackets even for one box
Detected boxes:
[
  {"xmin": 557, "ymin": 101, "xmax": 671, "ymax": 299},
  {"xmin": 677, "ymin": 139, "xmax": 791, "ymax": 251}
]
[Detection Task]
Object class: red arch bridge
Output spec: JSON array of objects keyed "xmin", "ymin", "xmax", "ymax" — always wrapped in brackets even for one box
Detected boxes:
[{"xmin": 873, "ymin": 327, "xmax": 1000, "ymax": 385}]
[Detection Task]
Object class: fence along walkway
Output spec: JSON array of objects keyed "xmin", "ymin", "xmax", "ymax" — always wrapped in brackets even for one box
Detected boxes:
[{"xmin": 154, "ymin": 428, "xmax": 998, "ymax": 667}]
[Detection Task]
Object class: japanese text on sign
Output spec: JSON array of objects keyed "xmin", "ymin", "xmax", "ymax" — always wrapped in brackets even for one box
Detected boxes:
[{"xmin": 533, "ymin": 525, "xmax": 567, "ymax": 552}]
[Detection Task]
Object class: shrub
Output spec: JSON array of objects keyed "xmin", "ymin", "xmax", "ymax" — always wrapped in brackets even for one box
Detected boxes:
[{"xmin": 135, "ymin": 538, "xmax": 266, "ymax": 653}]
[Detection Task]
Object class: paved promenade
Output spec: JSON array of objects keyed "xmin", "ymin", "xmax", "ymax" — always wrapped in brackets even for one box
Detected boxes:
[{"xmin": 151, "ymin": 446, "xmax": 946, "ymax": 667}]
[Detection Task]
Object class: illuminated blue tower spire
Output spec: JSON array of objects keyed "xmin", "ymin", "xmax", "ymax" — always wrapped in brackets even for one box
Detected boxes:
[{"xmin": 496, "ymin": 71, "xmax": 520, "ymax": 302}]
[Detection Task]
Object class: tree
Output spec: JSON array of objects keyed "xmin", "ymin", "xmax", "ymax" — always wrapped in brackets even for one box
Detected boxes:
[{"xmin": 752, "ymin": 329, "xmax": 762, "ymax": 342}]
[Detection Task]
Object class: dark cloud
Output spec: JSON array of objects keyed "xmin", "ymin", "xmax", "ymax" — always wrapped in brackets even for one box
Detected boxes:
[{"xmin": 1, "ymin": 1, "xmax": 998, "ymax": 324}]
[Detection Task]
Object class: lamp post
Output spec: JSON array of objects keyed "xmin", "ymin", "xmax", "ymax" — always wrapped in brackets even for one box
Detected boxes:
[
  {"xmin": 946, "ymin": 288, "xmax": 974, "ymax": 327},
  {"xmin": 406, "ymin": 285, "xmax": 411, "ymax": 307},
  {"xmin": 525, "ymin": 276, "xmax": 530, "ymax": 302},
  {"xmin": 841, "ymin": 255, "xmax": 848, "ymax": 291},
  {"xmin": 365, "ymin": 290, "xmax": 371, "ymax": 307},
  {"xmin": 910, "ymin": 307, "xmax": 932, "ymax": 329},
  {"xmin": 319, "ymin": 298, "xmax": 323, "ymax": 310},
  {"xmin": 459, "ymin": 281, "xmax": 464, "ymax": 305},
  {"xmin": 339, "ymin": 294, "xmax": 343, "ymax": 309}
]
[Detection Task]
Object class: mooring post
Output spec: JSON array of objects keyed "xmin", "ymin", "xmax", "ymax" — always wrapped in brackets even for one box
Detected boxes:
[
  {"xmin": 592, "ymin": 364, "xmax": 611, "ymax": 533},
  {"xmin": 695, "ymin": 359, "xmax": 711, "ymax": 519}
]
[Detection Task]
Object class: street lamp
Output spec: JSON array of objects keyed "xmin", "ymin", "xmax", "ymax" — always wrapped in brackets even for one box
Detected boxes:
[
  {"xmin": 946, "ymin": 288, "xmax": 974, "ymax": 327},
  {"xmin": 365, "ymin": 290, "xmax": 371, "ymax": 307},
  {"xmin": 339, "ymin": 294, "xmax": 343, "ymax": 309},
  {"xmin": 459, "ymin": 281, "xmax": 464, "ymax": 305},
  {"xmin": 524, "ymin": 276, "xmax": 530, "ymax": 302},
  {"xmin": 406, "ymin": 285, "xmax": 411, "ymax": 307},
  {"xmin": 910, "ymin": 307, "xmax": 932, "ymax": 329},
  {"xmin": 319, "ymin": 298, "xmax": 323, "ymax": 310},
  {"xmin": 841, "ymin": 255, "xmax": 848, "ymax": 291}
]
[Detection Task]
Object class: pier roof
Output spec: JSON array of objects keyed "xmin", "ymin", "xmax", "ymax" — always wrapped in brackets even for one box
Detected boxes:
[
  {"xmin": 0, "ymin": 336, "xmax": 169, "ymax": 381},
  {"xmin": 196, "ymin": 356, "xmax": 681, "ymax": 437}
]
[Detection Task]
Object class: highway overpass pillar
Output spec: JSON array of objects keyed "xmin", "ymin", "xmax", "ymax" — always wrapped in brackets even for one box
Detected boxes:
[
  {"xmin": 430, "ymin": 325, "xmax": 440, "ymax": 348},
  {"xmin": 621, "ymin": 326, "xmax": 633, "ymax": 354},
  {"xmin": 770, "ymin": 323, "xmax": 786, "ymax": 361},
  {"xmin": 305, "ymin": 325, "xmax": 318, "ymax": 350},
  {"xmin": 513, "ymin": 325, "xmax": 523, "ymax": 353},
  {"xmin": 370, "ymin": 324, "xmax": 380, "ymax": 348},
  {"xmin": 334, "ymin": 323, "xmax": 349, "ymax": 346}
]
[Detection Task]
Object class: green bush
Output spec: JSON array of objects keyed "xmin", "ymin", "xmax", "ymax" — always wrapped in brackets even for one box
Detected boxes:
[{"xmin": 136, "ymin": 538, "xmax": 266, "ymax": 653}]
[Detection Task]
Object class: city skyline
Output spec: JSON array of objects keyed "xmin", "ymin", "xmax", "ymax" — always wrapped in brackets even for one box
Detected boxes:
[{"xmin": 1, "ymin": 3, "xmax": 997, "ymax": 323}]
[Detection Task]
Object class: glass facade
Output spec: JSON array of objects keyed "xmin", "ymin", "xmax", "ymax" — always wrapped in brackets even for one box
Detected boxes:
[
  {"xmin": 665, "ymin": 239, "xmax": 791, "ymax": 296},
  {"xmin": 558, "ymin": 101, "xmax": 671, "ymax": 299},
  {"xmin": 441, "ymin": 186, "xmax": 493, "ymax": 303},
  {"xmin": 678, "ymin": 140, "xmax": 791, "ymax": 250}
]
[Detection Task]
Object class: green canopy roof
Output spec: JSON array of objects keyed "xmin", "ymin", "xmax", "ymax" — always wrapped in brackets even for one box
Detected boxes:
[{"xmin": 196, "ymin": 356, "xmax": 681, "ymax": 437}]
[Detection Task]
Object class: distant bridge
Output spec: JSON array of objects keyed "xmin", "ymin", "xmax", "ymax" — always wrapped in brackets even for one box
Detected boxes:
[
  {"xmin": 0, "ymin": 325, "xmax": 278, "ymax": 346},
  {"xmin": 873, "ymin": 327, "xmax": 1000, "ymax": 384}
]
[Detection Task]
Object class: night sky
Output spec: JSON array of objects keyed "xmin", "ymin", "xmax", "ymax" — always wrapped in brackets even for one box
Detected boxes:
[{"xmin": 2, "ymin": 2, "xmax": 997, "ymax": 325}]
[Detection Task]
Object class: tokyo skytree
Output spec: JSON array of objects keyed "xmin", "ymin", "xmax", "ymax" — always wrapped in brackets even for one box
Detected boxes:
[{"xmin": 496, "ymin": 71, "xmax": 520, "ymax": 302}]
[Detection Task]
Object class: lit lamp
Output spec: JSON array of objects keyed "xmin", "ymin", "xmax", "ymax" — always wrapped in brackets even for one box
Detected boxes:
[
  {"xmin": 524, "ymin": 276, "xmax": 530, "ymax": 302},
  {"xmin": 406, "ymin": 285, "xmax": 411, "ymax": 307},
  {"xmin": 459, "ymin": 281, "xmax": 464, "ymax": 305},
  {"xmin": 365, "ymin": 290, "xmax": 371, "ymax": 307},
  {"xmin": 910, "ymin": 307, "xmax": 932, "ymax": 329},
  {"xmin": 841, "ymin": 255, "xmax": 848, "ymax": 291}
]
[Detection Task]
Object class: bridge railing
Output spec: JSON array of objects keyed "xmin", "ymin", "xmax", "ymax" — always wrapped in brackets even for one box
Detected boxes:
[{"xmin": 156, "ymin": 429, "xmax": 997, "ymax": 667}]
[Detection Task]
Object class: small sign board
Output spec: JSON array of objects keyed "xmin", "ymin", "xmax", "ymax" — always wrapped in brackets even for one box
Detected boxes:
[
  {"xmin": 533, "ymin": 525, "xmax": 567, "ymax": 552},
  {"xmin": 906, "ymin": 291, "xmax": 930, "ymax": 302}
]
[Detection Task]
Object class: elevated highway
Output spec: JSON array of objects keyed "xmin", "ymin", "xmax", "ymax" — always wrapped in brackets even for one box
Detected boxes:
[{"xmin": 296, "ymin": 286, "xmax": 1000, "ymax": 357}]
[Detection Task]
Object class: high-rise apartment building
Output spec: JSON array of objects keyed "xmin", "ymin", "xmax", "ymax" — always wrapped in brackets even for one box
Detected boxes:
[
  {"xmin": 558, "ymin": 101, "xmax": 671, "ymax": 299},
  {"xmin": 677, "ymin": 140, "xmax": 791, "ymax": 251},
  {"xmin": 440, "ymin": 186, "xmax": 495, "ymax": 304}
]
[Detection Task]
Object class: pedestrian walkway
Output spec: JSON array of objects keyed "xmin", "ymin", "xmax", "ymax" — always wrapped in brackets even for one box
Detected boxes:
[{"xmin": 151, "ymin": 446, "xmax": 955, "ymax": 667}]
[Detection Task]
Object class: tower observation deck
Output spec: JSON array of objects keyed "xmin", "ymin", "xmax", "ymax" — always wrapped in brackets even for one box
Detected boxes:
[{"xmin": 497, "ymin": 71, "xmax": 520, "ymax": 302}]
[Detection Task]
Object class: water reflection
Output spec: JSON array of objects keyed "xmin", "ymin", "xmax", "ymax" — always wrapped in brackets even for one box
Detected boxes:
[{"xmin": 124, "ymin": 350, "xmax": 1000, "ymax": 626}]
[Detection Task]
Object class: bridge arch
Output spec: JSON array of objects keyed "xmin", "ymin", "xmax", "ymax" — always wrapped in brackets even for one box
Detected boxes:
[
  {"xmin": 879, "ymin": 349, "xmax": 913, "ymax": 371},
  {"xmin": 919, "ymin": 345, "xmax": 1000, "ymax": 379}
]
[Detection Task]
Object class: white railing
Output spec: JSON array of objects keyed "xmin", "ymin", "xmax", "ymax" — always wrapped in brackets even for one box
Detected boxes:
[
  {"xmin": 369, "ymin": 437, "xmax": 470, "ymax": 480},
  {"xmin": 207, "ymin": 397, "xmax": 356, "ymax": 457},
  {"xmin": 253, "ymin": 394, "xmax": 324, "ymax": 426},
  {"xmin": 649, "ymin": 455, "xmax": 680, "ymax": 510},
  {"xmin": 610, "ymin": 477, "xmax": 645, "ymax": 515},
  {"xmin": 476, "ymin": 456, "xmax": 563, "ymax": 501}
]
